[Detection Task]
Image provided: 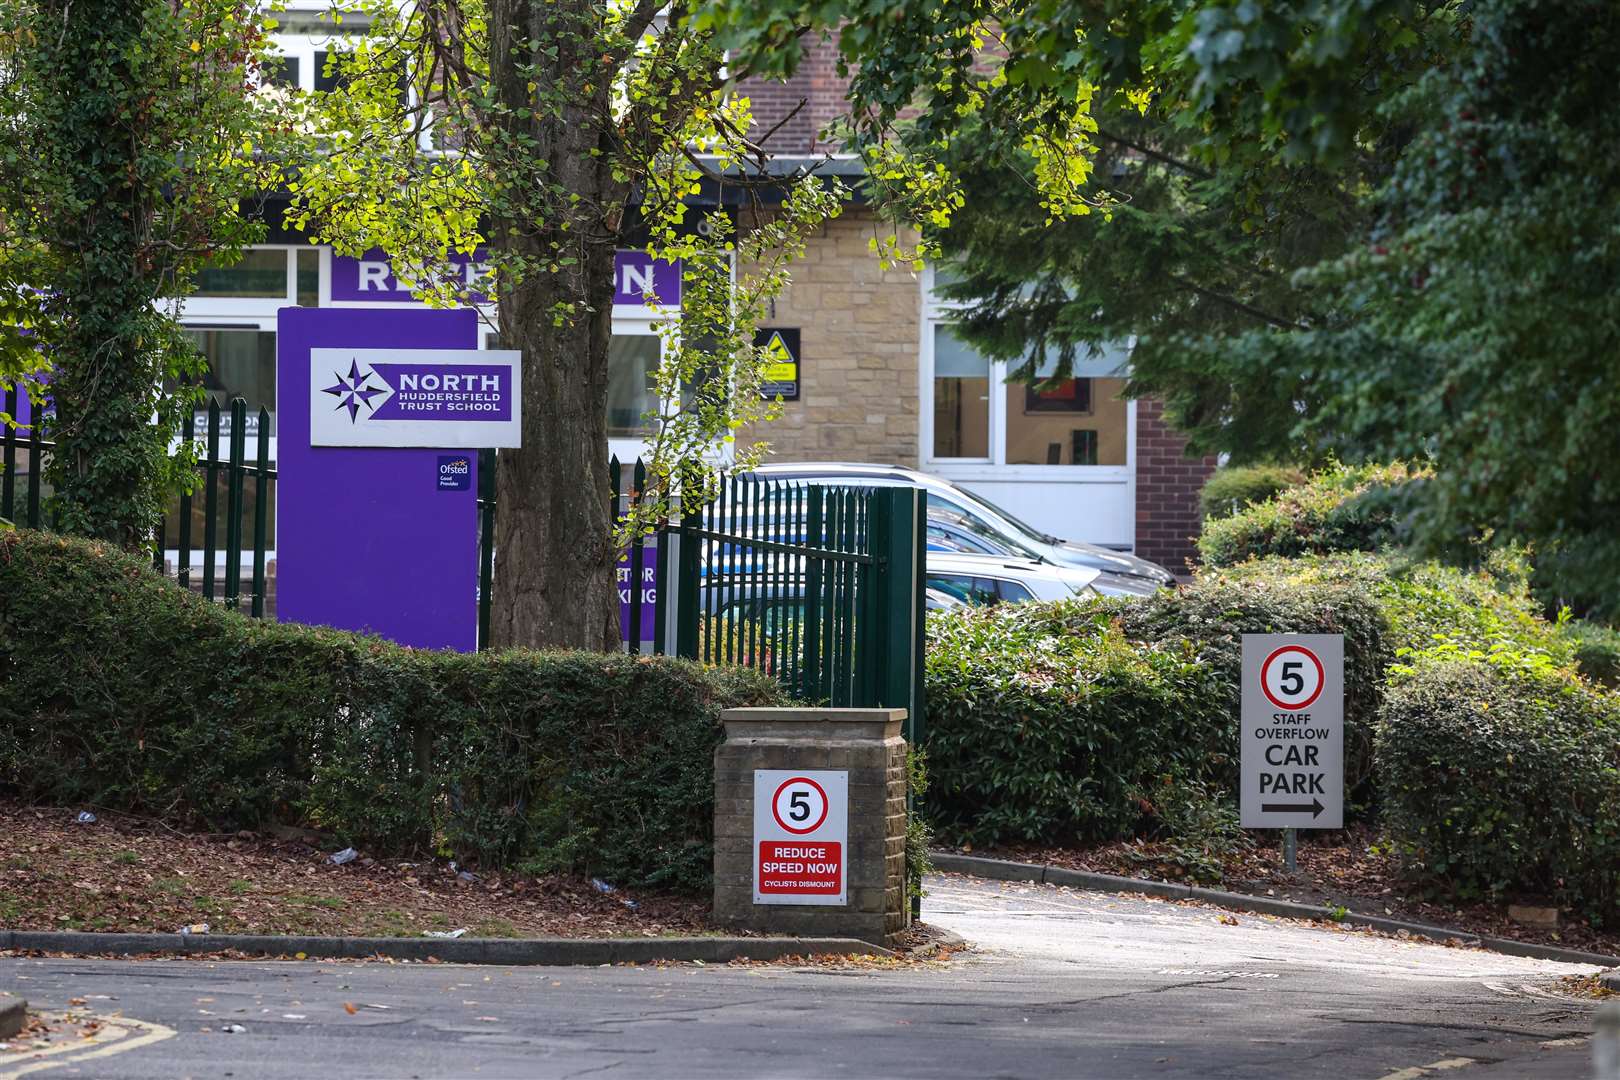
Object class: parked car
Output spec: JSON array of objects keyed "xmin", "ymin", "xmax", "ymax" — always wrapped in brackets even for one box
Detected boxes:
[
  {"xmin": 747, "ymin": 461, "xmax": 1175, "ymax": 597},
  {"xmin": 701, "ymin": 581, "xmax": 966, "ymax": 623},
  {"xmin": 924, "ymin": 552, "xmax": 1101, "ymax": 606}
]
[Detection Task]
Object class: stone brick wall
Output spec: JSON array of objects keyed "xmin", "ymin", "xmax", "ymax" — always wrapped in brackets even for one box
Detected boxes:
[
  {"xmin": 738, "ymin": 209, "xmax": 921, "ymax": 467},
  {"xmin": 1134, "ymin": 396, "xmax": 1217, "ymax": 574},
  {"xmin": 712, "ymin": 708, "xmax": 910, "ymax": 943}
]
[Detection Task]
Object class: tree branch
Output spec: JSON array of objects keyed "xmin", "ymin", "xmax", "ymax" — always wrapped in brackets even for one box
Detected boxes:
[{"xmin": 1096, "ymin": 128, "xmax": 1213, "ymax": 180}]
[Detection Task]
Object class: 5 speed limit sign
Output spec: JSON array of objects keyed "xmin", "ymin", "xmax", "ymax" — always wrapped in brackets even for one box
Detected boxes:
[
  {"xmin": 753, "ymin": 770, "xmax": 848, "ymax": 905},
  {"xmin": 1241, "ymin": 635, "xmax": 1344, "ymax": 829}
]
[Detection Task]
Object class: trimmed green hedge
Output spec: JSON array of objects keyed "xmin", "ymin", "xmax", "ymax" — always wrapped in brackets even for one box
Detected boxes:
[
  {"xmin": 1378, "ymin": 659, "xmax": 1620, "ymax": 921},
  {"xmin": 924, "ymin": 564, "xmax": 1388, "ymax": 845},
  {"xmin": 1198, "ymin": 462, "xmax": 1417, "ymax": 567},
  {"xmin": 926, "ymin": 602, "xmax": 1231, "ymax": 846},
  {"xmin": 0, "ymin": 530, "xmax": 784, "ymax": 890},
  {"xmin": 922, "ymin": 550, "xmax": 1606, "ymax": 849},
  {"xmin": 1199, "ymin": 464, "xmax": 1306, "ymax": 520}
]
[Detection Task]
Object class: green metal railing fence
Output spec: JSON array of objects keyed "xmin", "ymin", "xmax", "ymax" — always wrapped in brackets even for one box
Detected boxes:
[
  {"xmin": 477, "ymin": 459, "xmax": 926, "ymax": 731},
  {"xmin": 7, "ymin": 399, "xmax": 922, "ymax": 725},
  {"xmin": 160, "ymin": 397, "xmax": 277, "ymax": 616},
  {"xmin": 1, "ymin": 388, "xmax": 276, "ymax": 617}
]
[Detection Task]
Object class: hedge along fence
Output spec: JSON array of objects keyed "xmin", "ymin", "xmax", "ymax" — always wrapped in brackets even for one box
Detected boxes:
[
  {"xmin": 0, "ymin": 530, "xmax": 784, "ymax": 891},
  {"xmin": 1198, "ymin": 462, "xmax": 1419, "ymax": 568},
  {"xmin": 924, "ymin": 568, "xmax": 1388, "ymax": 846},
  {"xmin": 1378, "ymin": 659, "xmax": 1620, "ymax": 921},
  {"xmin": 921, "ymin": 548, "xmax": 1607, "ymax": 849},
  {"xmin": 925, "ymin": 604, "xmax": 1232, "ymax": 846}
]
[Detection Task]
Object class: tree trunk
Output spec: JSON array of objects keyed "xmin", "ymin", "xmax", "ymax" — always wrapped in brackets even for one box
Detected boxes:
[
  {"xmin": 486, "ymin": 0, "xmax": 625, "ymax": 651},
  {"xmin": 44, "ymin": 0, "xmax": 166, "ymax": 550}
]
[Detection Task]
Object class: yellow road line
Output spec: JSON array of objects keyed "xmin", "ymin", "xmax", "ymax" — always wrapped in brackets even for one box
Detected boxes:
[{"xmin": 0, "ymin": 1014, "xmax": 176, "ymax": 1080}]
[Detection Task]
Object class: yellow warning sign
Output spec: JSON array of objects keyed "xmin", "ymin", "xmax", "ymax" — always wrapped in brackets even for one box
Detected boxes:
[{"xmin": 754, "ymin": 328, "xmax": 801, "ymax": 400}]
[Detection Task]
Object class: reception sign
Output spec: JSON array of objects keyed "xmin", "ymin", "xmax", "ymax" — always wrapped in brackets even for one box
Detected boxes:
[
  {"xmin": 309, "ymin": 348, "xmax": 521, "ymax": 448},
  {"xmin": 329, "ymin": 248, "xmax": 682, "ymax": 308}
]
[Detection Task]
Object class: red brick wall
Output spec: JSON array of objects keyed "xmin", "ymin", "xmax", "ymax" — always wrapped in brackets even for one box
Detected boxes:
[
  {"xmin": 1135, "ymin": 397, "xmax": 1217, "ymax": 576},
  {"xmin": 738, "ymin": 37, "xmax": 848, "ymax": 153}
]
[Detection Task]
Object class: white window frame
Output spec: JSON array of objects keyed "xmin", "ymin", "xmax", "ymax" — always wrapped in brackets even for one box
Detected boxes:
[
  {"xmin": 165, "ymin": 315, "xmax": 283, "ymax": 571},
  {"xmin": 918, "ymin": 264, "xmax": 1135, "ymax": 484},
  {"xmin": 178, "ymin": 244, "xmax": 314, "ymax": 323}
]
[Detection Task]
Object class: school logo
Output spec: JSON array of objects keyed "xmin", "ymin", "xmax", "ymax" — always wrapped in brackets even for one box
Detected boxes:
[{"xmin": 321, "ymin": 358, "xmax": 389, "ymax": 422}]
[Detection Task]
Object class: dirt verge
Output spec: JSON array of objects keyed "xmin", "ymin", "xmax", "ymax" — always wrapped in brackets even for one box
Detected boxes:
[{"xmin": 0, "ymin": 800, "xmax": 708, "ymax": 939}]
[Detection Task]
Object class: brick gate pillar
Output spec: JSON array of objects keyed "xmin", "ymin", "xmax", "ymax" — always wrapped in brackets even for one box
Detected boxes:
[{"xmin": 713, "ymin": 708, "xmax": 909, "ymax": 944}]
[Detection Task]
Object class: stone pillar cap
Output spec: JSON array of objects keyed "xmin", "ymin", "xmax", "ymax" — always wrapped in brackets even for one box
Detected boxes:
[{"xmin": 720, "ymin": 707, "xmax": 907, "ymax": 724}]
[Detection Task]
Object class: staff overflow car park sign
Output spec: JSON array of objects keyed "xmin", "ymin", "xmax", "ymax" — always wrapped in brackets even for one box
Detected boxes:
[
  {"xmin": 1240, "ymin": 634, "xmax": 1344, "ymax": 829},
  {"xmin": 309, "ymin": 348, "xmax": 522, "ymax": 449},
  {"xmin": 753, "ymin": 770, "xmax": 848, "ymax": 906}
]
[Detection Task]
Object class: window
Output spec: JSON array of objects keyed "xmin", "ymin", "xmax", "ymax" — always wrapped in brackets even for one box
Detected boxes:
[
  {"xmin": 1005, "ymin": 371, "xmax": 1127, "ymax": 467},
  {"xmin": 607, "ymin": 333, "xmax": 662, "ymax": 438},
  {"xmin": 196, "ymin": 249, "xmax": 294, "ymax": 299},
  {"xmin": 265, "ymin": 55, "xmax": 300, "ymax": 88},
  {"xmin": 995, "ymin": 579, "xmax": 1035, "ymax": 603},
  {"xmin": 166, "ymin": 327, "xmax": 278, "ymax": 555},
  {"xmin": 931, "ymin": 325, "xmax": 990, "ymax": 459},
  {"xmin": 185, "ymin": 329, "xmax": 277, "ymax": 437},
  {"xmin": 926, "ymin": 493, "xmax": 1050, "ymax": 556},
  {"xmin": 922, "ymin": 303, "xmax": 1132, "ymax": 470},
  {"xmin": 296, "ymin": 249, "xmax": 320, "ymax": 306},
  {"xmin": 926, "ymin": 521, "xmax": 999, "ymax": 554},
  {"xmin": 313, "ymin": 49, "xmax": 350, "ymax": 93},
  {"xmin": 926, "ymin": 574, "xmax": 1033, "ymax": 605},
  {"xmin": 925, "ymin": 574, "xmax": 1002, "ymax": 607}
]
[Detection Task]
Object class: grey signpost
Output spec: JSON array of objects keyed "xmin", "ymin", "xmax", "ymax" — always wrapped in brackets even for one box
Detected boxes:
[{"xmin": 1240, "ymin": 634, "xmax": 1344, "ymax": 870}]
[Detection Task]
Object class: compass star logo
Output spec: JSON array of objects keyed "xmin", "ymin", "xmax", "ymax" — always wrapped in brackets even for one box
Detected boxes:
[{"xmin": 322, "ymin": 358, "xmax": 388, "ymax": 422}]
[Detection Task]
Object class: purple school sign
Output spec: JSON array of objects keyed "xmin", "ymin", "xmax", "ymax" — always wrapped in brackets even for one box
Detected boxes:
[
  {"xmin": 277, "ymin": 307, "xmax": 481, "ymax": 651},
  {"xmin": 617, "ymin": 541, "xmax": 659, "ymax": 644},
  {"xmin": 329, "ymin": 249, "xmax": 682, "ymax": 308},
  {"xmin": 277, "ymin": 307, "xmax": 657, "ymax": 653}
]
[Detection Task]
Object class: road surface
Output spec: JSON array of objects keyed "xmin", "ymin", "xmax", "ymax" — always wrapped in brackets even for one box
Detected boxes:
[{"xmin": 0, "ymin": 874, "xmax": 1601, "ymax": 1079}]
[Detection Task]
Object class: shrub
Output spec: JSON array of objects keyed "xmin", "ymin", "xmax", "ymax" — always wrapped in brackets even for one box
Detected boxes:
[
  {"xmin": 1564, "ymin": 620, "xmax": 1620, "ymax": 688},
  {"xmin": 1199, "ymin": 464, "xmax": 1306, "ymax": 520},
  {"xmin": 1377, "ymin": 659, "xmax": 1620, "ymax": 921},
  {"xmin": 924, "ymin": 601, "xmax": 1233, "ymax": 846},
  {"xmin": 0, "ymin": 529, "xmax": 784, "ymax": 891},
  {"xmin": 1127, "ymin": 777, "xmax": 1251, "ymax": 886},
  {"xmin": 1116, "ymin": 570, "xmax": 1389, "ymax": 797},
  {"xmin": 1215, "ymin": 552, "xmax": 1575, "ymax": 666},
  {"xmin": 1198, "ymin": 462, "xmax": 1418, "ymax": 567}
]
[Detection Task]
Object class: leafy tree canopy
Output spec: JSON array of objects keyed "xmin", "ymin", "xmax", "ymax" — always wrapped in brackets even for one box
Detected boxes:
[
  {"xmin": 933, "ymin": 0, "xmax": 1620, "ymax": 616},
  {"xmin": 0, "ymin": 0, "xmax": 283, "ymax": 542}
]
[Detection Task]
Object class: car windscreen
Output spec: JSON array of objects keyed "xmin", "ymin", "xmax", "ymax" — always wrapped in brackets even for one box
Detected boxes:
[
  {"xmin": 926, "ymin": 495, "xmax": 1049, "ymax": 558},
  {"xmin": 928, "ymin": 484, "xmax": 1062, "ymax": 546}
]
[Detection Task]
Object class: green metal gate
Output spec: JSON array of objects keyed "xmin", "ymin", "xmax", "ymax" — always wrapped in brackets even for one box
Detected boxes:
[{"xmin": 670, "ymin": 472, "xmax": 926, "ymax": 741}]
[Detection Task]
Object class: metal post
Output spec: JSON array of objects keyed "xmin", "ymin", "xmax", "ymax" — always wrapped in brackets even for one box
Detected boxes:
[
  {"xmin": 250, "ymin": 409, "xmax": 271, "ymax": 618},
  {"xmin": 3, "ymin": 385, "xmax": 16, "ymax": 523},
  {"xmin": 202, "ymin": 401, "xmax": 220, "ymax": 601},
  {"xmin": 224, "ymin": 399, "xmax": 246, "ymax": 610},
  {"xmin": 1283, "ymin": 828, "xmax": 1297, "ymax": 873}
]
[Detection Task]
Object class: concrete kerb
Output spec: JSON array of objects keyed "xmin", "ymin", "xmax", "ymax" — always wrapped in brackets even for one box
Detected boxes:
[
  {"xmin": 929, "ymin": 853, "xmax": 1620, "ymax": 969},
  {"xmin": 0, "ymin": 930, "xmax": 891, "ymax": 966}
]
